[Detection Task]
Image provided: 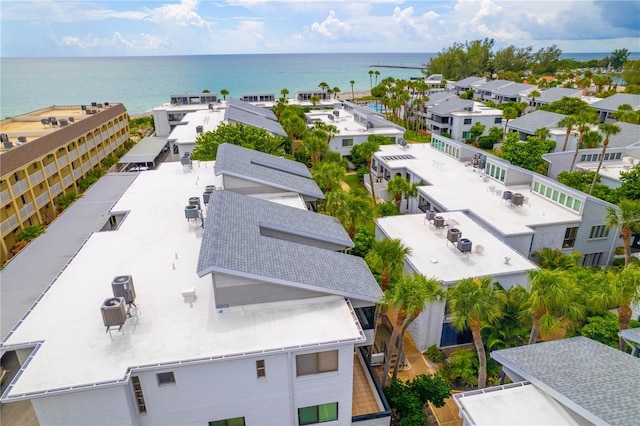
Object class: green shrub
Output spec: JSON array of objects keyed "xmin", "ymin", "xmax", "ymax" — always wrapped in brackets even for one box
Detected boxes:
[
  {"xmin": 425, "ymin": 345, "xmax": 444, "ymax": 363},
  {"xmin": 478, "ymin": 136, "xmax": 496, "ymax": 150},
  {"xmin": 440, "ymin": 349, "xmax": 501, "ymax": 388},
  {"xmin": 356, "ymin": 166, "xmax": 368, "ymax": 182},
  {"xmin": 578, "ymin": 313, "xmax": 640, "ymax": 349},
  {"xmin": 102, "ymin": 155, "xmax": 118, "ymax": 169},
  {"xmin": 56, "ymin": 191, "xmax": 79, "ymax": 210},
  {"xmin": 351, "ymin": 226, "xmax": 375, "ymax": 258},
  {"xmin": 384, "ymin": 375, "xmax": 451, "ymax": 425},
  {"xmin": 16, "ymin": 224, "xmax": 46, "ymax": 242},
  {"xmin": 377, "ymin": 201, "xmax": 401, "ymax": 217}
]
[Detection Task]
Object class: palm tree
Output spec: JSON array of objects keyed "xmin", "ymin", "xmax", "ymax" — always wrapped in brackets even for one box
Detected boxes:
[
  {"xmin": 558, "ymin": 115, "xmax": 577, "ymax": 151},
  {"xmin": 312, "ymin": 161, "xmax": 346, "ymax": 193},
  {"xmin": 309, "ymin": 95, "xmax": 320, "ymax": 107},
  {"xmin": 529, "ymin": 89, "xmax": 541, "ymax": 110},
  {"xmin": 534, "ymin": 127, "xmax": 550, "ymax": 141},
  {"xmin": 302, "ymin": 133, "xmax": 328, "ymax": 164},
  {"xmin": 605, "ymin": 199, "xmax": 640, "ymax": 267},
  {"xmin": 220, "ymin": 89, "xmax": 229, "ymax": 101},
  {"xmin": 386, "ymin": 175, "xmax": 417, "ymax": 211},
  {"xmin": 569, "ymin": 110, "xmax": 598, "ymax": 171},
  {"xmin": 280, "ymin": 107, "xmax": 306, "ymax": 155},
  {"xmin": 368, "ymin": 70, "xmax": 374, "ymax": 92},
  {"xmin": 318, "ymin": 82, "xmax": 329, "ymax": 93},
  {"xmin": 589, "ymin": 123, "xmax": 621, "ymax": 194},
  {"xmin": 587, "ymin": 265, "xmax": 640, "ymax": 351},
  {"xmin": 447, "ymin": 277, "xmax": 506, "ymax": 388},
  {"xmin": 374, "ymin": 70, "xmax": 380, "ymax": 86},
  {"xmin": 502, "ymin": 107, "xmax": 518, "ymax": 140},
  {"xmin": 280, "ymin": 88, "xmax": 289, "ymax": 103},
  {"xmin": 350, "ymin": 80, "xmax": 356, "ymax": 101},
  {"xmin": 365, "ymin": 238, "xmax": 411, "ymax": 291},
  {"xmin": 358, "ymin": 139, "xmax": 381, "ymax": 204},
  {"xmin": 526, "ymin": 269, "xmax": 585, "ymax": 344},
  {"xmin": 531, "ymin": 247, "xmax": 581, "ymax": 270},
  {"xmin": 332, "ymin": 87, "xmax": 341, "ymax": 99},
  {"xmin": 323, "ymin": 188, "xmax": 373, "ymax": 238},
  {"xmin": 379, "ymin": 274, "xmax": 445, "ymax": 387}
]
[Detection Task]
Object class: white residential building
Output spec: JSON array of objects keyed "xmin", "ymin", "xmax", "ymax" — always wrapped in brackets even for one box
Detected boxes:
[
  {"xmin": 367, "ymin": 136, "xmax": 620, "ymax": 268},
  {"xmin": 305, "ymin": 101, "xmax": 405, "ymax": 158},
  {"xmin": 0, "ymin": 146, "xmax": 390, "ymax": 425},
  {"xmin": 424, "ymin": 96, "xmax": 503, "ymax": 141}
]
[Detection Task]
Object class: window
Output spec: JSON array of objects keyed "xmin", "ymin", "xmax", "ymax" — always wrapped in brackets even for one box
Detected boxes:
[
  {"xmin": 589, "ymin": 225, "xmax": 609, "ymax": 239},
  {"xmin": 296, "ymin": 350, "xmax": 338, "ymax": 376},
  {"xmin": 494, "ymin": 117, "xmax": 502, "ymax": 124},
  {"xmin": 462, "ymin": 131, "xmax": 471, "ymax": 139},
  {"xmin": 463, "ymin": 118, "xmax": 472, "ymax": 125},
  {"xmin": 563, "ymin": 227, "xmax": 578, "ymax": 248},
  {"xmin": 156, "ymin": 372, "xmax": 175, "ymax": 385},
  {"xmin": 298, "ymin": 402, "xmax": 338, "ymax": 425},
  {"xmin": 341, "ymin": 138, "xmax": 353, "ymax": 147},
  {"xmin": 209, "ymin": 417, "xmax": 246, "ymax": 426},
  {"xmin": 256, "ymin": 360, "xmax": 266, "ymax": 378},
  {"xmin": 582, "ymin": 252, "xmax": 603, "ymax": 266}
]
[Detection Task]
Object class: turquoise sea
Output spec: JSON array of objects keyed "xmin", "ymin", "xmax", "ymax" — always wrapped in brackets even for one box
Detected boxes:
[{"xmin": 1, "ymin": 52, "xmax": 637, "ymax": 119}]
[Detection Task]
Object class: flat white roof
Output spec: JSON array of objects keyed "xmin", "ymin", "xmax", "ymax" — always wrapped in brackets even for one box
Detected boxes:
[
  {"xmin": 307, "ymin": 108, "xmax": 404, "ymax": 137},
  {"xmin": 376, "ymin": 144, "xmax": 581, "ymax": 235},
  {"xmin": 169, "ymin": 109, "xmax": 226, "ymax": 144},
  {"xmin": 454, "ymin": 382, "xmax": 591, "ymax": 425},
  {"xmin": 376, "ymin": 212, "xmax": 537, "ymax": 284},
  {"xmin": 577, "ymin": 156, "xmax": 638, "ymax": 183},
  {"xmin": 2, "ymin": 161, "xmax": 362, "ymax": 399}
]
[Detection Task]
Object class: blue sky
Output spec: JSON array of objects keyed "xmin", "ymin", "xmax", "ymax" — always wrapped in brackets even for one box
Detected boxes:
[{"xmin": 1, "ymin": 0, "xmax": 639, "ymax": 57}]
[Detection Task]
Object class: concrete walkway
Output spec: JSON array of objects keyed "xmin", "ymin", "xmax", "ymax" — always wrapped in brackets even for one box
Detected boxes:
[{"xmin": 396, "ymin": 335, "xmax": 462, "ymax": 426}]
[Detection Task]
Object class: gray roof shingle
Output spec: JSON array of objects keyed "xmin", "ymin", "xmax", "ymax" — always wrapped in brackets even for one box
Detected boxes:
[
  {"xmin": 428, "ymin": 98, "xmax": 474, "ymax": 115},
  {"xmin": 493, "ymin": 82, "xmax": 536, "ymax": 96},
  {"xmin": 476, "ymin": 79, "xmax": 515, "ymax": 91},
  {"xmin": 507, "ymin": 110, "xmax": 566, "ymax": 133},
  {"xmin": 225, "ymin": 106, "xmax": 287, "ymax": 136},
  {"xmin": 492, "ymin": 337, "xmax": 640, "ymax": 425},
  {"xmin": 197, "ymin": 190, "xmax": 382, "ymax": 302},
  {"xmin": 226, "ymin": 97, "xmax": 278, "ymax": 120},
  {"xmin": 214, "ymin": 143, "xmax": 323, "ymax": 199},
  {"xmin": 536, "ymin": 87, "xmax": 583, "ymax": 103},
  {"xmin": 452, "ymin": 77, "xmax": 486, "ymax": 88},
  {"xmin": 591, "ymin": 93, "xmax": 640, "ymax": 112}
]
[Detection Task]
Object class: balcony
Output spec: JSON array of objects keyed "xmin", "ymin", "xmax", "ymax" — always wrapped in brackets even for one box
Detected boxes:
[
  {"xmin": 78, "ymin": 144, "xmax": 87, "ymax": 155},
  {"xmin": 11, "ymin": 180, "xmax": 29, "ymax": 196},
  {"xmin": 18, "ymin": 202, "xmax": 35, "ymax": 219},
  {"xmin": 57, "ymin": 156, "xmax": 69, "ymax": 167},
  {"xmin": 62, "ymin": 175, "xmax": 73, "ymax": 188},
  {"xmin": 73, "ymin": 168, "xmax": 83, "ymax": 179},
  {"xmin": 352, "ymin": 347, "xmax": 391, "ymax": 424},
  {"xmin": 1, "ymin": 188, "xmax": 9, "ymax": 203},
  {"xmin": 29, "ymin": 170, "xmax": 44, "ymax": 185},
  {"xmin": 68, "ymin": 149, "xmax": 79, "ymax": 161},
  {"xmin": 1, "ymin": 214, "xmax": 19, "ymax": 235},
  {"xmin": 44, "ymin": 163, "xmax": 57, "ymax": 177},
  {"xmin": 50, "ymin": 182, "xmax": 62, "ymax": 197},
  {"xmin": 36, "ymin": 192, "xmax": 50, "ymax": 207}
]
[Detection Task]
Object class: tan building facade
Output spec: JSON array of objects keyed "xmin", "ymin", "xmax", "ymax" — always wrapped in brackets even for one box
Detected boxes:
[{"xmin": 0, "ymin": 104, "xmax": 130, "ymax": 260}]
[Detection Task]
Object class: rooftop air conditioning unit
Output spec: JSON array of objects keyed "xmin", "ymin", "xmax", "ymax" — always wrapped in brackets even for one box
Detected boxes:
[
  {"xmin": 457, "ymin": 238, "xmax": 472, "ymax": 253},
  {"xmin": 101, "ymin": 297, "xmax": 127, "ymax": 328},
  {"xmin": 112, "ymin": 275, "xmax": 136, "ymax": 305},
  {"xmin": 447, "ymin": 228, "xmax": 461, "ymax": 244}
]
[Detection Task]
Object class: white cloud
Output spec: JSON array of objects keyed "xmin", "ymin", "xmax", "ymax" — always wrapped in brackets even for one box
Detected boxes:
[
  {"xmin": 310, "ymin": 10, "xmax": 352, "ymax": 40},
  {"xmin": 60, "ymin": 32, "xmax": 170, "ymax": 51},
  {"xmin": 145, "ymin": 0, "xmax": 208, "ymax": 28}
]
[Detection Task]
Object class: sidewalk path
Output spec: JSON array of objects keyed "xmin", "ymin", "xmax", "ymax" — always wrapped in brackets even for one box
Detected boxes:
[{"xmin": 396, "ymin": 335, "xmax": 462, "ymax": 426}]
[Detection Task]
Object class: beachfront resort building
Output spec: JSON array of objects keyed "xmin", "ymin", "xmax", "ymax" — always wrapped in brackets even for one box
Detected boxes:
[
  {"xmin": 473, "ymin": 80, "xmax": 537, "ymax": 104},
  {"xmin": 454, "ymin": 337, "xmax": 640, "ymax": 425},
  {"xmin": 0, "ymin": 144, "xmax": 391, "ymax": 425},
  {"xmin": 448, "ymin": 77, "xmax": 487, "ymax": 96},
  {"xmin": 590, "ymin": 93, "xmax": 640, "ymax": 123},
  {"xmin": 0, "ymin": 103, "xmax": 130, "ymax": 260},
  {"xmin": 305, "ymin": 101, "xmax": 405, "ymax": 158}
]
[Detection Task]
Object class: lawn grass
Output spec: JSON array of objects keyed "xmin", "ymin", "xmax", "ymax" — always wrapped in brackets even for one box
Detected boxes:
[
  {"xmin": 343, "ymin": 173, "xmax": 363, "ymax": 189},
  {"xmin": 404, "ymin": 130, "xmax": 432, "ymax": 144}
]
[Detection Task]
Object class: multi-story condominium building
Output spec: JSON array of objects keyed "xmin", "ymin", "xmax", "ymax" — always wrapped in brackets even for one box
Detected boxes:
[
  {"xmin": 448, "ymin": 77, "xmax": 486, "ymax": 96},
  {"xmin": 241, "ymin": 93, "xmax": 276, "ymax": 103},
  {"xmin": 304, "ymin": 101, "xmax": 405, "ymax": 158},
  {"xmin": 0, "ymin": 145, "xmax": 390, "ymax": 425},
  {"xmin": 367, "ymin": 135, "xmax": 620, "ymax": 268},
  {"xmin": 423, "ymin": 97, "xmax": 503, "ymax": 141},
  {"xmin": 153, "ymin": 93, "xmax": 220, "ymax": 137},
  {"xmin": 526, "ymin": 87, "xmax": 582, "ymax": 109},
  {"xmin": 0, "ymin": 103, "xmax": 130, "ymax": 260},
  {"xmin": 590, "ymin": 93, "xmax": 640, "ymax": 123}
]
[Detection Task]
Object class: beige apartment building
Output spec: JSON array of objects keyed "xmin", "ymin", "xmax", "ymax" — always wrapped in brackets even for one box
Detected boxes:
[{"xmin": 0, "ymin": 103, "xmax": 130, "ymax": 260}]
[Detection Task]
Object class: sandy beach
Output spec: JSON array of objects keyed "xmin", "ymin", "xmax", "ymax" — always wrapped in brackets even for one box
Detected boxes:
[{"xmin": 337, "ymin": 89, "xmax": 372, "ymax": 100}]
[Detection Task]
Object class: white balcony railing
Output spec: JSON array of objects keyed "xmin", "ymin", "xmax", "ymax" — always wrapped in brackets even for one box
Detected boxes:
[
  {"xmin": 11, "ymin": 180, "xmax": 29, "ymax": 196},
  {"xmin": 19, "ymin": 202, "xmax": 35, "ymax": 219},
  {"xmin": 1, "ymin": 214, "xmax": 19, "ymax": 235},
  {"xmin": 29, "ymin": 170, "xmax": 44, "ymax": 185},
  {"xmin": 50, "ymin": 182, "xmax": 62, "ymax": 197},
  {"xmin": 44, "ymin": 163, "xmax": 57, "ymax": 176},
  {"xmin": 36, "ymin": 192, "xmax": 50, "ymax": 207}
]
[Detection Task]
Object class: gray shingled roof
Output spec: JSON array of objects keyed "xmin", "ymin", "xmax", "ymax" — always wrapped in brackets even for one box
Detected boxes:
[
  {"xmin": 536, "ymin": 87, "xmax": 582, "ymax": 103},
  {"xmin": 493, "ymin": 82, "xmax": 536, "ymax": 96},
  {"xmin": 226, "ymin": 97, "xmax": 278, "ymax": 121},
  {"xmin": 428, "ymin": 98, "xmax": 474, "ymax": 115},
  {"xmin": 197, "ymin": 190, "xmax": 382, "ymax": 302},
  {"xmin": 604, "ymin": 122, "xmax": 640, "ymax": 148},
  {"xmin": 214, "ymin": 143, "xmax": 323, "ymax": 199},
  {"xmin": 507, "ymin": 110, "xmax": 566, "ymax": 133},
  {"xmin": 452, "ymin": 76, "xmax": 486, "ymax": 88},
  {"xmin": 492, "ymin": 337, "xmax": 640, "ymax": 425},
  {"xmin": 591, "ymin": 93, "xmax": 640, "ymax": 112},
  {"xmin": 424, "ymin": 92, "xmax": 458, "ymax": 107},
  {"xmin": 620, "ymin": 327, "xmax": 640, "ymax": 344},
  {"xmin": 225, "ymin": 106, "xmax": 287, "ymax": 136},
  {"xmin": 476, "ymin": 79, "xmax": 515, "ymax": 91}
]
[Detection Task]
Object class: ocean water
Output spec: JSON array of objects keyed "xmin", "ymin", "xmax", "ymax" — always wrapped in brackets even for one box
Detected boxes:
[
  {"xmin": 0, "ymin": 53, "xmax": 430, "ymax": 118},
  {"xmin": 1, "ymin": 52, "xmax": 636, "ymax": 119}
]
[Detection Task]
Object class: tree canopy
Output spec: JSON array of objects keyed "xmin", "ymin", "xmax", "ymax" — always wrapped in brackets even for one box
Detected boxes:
[{"xmin": 190, "ymin": 123, "xmax": 285, "ymax": 160}]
